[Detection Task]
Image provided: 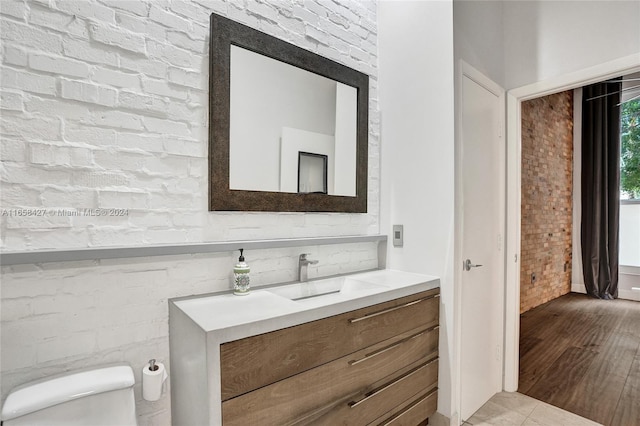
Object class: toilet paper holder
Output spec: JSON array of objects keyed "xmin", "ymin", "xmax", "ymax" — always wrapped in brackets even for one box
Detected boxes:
[{"xmin": 142, "ymin": 358, "xmax": 167, "ymax": 402}]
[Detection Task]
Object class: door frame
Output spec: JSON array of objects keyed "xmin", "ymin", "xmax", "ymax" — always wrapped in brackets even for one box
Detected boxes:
[
  {"xmin": 503, "ymin": 53, "xmax": 640, "ymax": 392},
  {"xmin": 454, "ymin": 60, "xmax": 506, "ymax": 424}
]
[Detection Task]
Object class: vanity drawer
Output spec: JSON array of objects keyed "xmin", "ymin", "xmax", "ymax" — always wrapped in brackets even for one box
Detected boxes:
[
  {"xmin": 371, "ymin": 388, "xmax": 438, "ymax": 426},
  {"xmin": 222, "ymin": 325, "xmax": 439, "ymax": 426},
  {"xmin": 221, "ymin": 288, "xmax": 440, "ymax": 400},
  {"xmin": 308, "ymin": 357, "xmax": 439, "ymax": 426}
]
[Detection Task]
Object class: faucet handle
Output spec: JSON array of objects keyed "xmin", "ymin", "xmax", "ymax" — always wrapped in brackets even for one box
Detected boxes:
[{"xmin": 299, "ymin": 253, "xmax": 311, "ymax": 260}]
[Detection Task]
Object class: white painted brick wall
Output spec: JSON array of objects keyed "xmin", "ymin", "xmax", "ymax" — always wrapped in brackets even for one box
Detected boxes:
[{"xmin": 0, "ymin": 1, "xmax": 380, "ymax": 424}]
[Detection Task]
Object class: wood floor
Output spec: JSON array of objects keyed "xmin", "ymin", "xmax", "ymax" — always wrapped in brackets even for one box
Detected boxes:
[{"xmin": 519, "ymin": 292, "xmax": 640, "ymax": 426}]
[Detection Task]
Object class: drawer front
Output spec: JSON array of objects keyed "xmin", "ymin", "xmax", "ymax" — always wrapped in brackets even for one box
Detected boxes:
[
  {"xmin": 309, "ymin": 358, "xmax": 439, "ymax": 426},
  {"xmin": 222, "ymin": 326, "xmax": 439, "ymax": 426},
  {"xmin": 221, "ymin": 288, "xmax": 440, "ymax": 400},
  {"xmin": 371, "ymin": 388, "xmax": 438, "ymax": 426}
]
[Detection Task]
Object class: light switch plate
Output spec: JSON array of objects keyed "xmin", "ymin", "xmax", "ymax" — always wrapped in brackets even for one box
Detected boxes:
[{"xmin": 393, "ymin": 225, "xmax": 403, "ymax": 247}]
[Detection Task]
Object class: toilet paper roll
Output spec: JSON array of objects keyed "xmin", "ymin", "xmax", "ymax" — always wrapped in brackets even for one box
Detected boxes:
[{"xmin": 142, "ymin": 361, "xmax": 168, "ymax": 402}]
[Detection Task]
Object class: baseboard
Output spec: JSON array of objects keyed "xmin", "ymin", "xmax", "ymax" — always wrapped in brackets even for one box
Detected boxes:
[
  {"xmin": 571, "ymin": 282, "xmax": 587, "ymax": 294},
  {"xmin": 572, "ymin": 282, "xmax": 640, "ymax": 301},
  {"xmin": 619, "ymin": 288, "xmax": 640, "ymax": 302},
  {"xmin": 429, "ymin": 412, "xmax": 453, "ymax": 426}
]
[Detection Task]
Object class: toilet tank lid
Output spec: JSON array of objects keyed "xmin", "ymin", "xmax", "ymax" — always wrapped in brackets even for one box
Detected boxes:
[{"xmin": 1, "ymin": 365, "xmax": 135, "ymax": 421}]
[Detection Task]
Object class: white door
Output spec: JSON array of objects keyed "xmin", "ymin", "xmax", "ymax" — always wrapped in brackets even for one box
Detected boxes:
[{"xmin": 460, "ymin": 64, "xmax": 505, "ymax": 421}]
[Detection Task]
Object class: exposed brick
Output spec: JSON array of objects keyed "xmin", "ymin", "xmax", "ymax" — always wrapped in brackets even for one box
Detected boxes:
[
  {"xmin": 28, "ymin": 53, "xmax": 90, "ymax": 78},
  {"xmin": 25, "ymin": 96, "xmax": 89, "ymax": 119},
  {"xmin": 62, "ymin": 38, "xmax": 118, "ymax": 66},
  {"xmin": 0, "ymin": 91, "xmax": 24, "ymax": 112},
  {"xmin": 88, "ymin": 110, "xmax": 144, "ymax": 131},
  {"xmin": 169, "ymin": 0, "xmax": 206, "ymax": 20},
  {"xmin": 0, "ymin": 3, "xmax": 381, "ymax": 426},
  {"xmin": 142, "ymin": 78, "xmax": 188, "ymax": 100},
  {"xmin": 247, "ymin": 0, "xmax": 279, "ymax": 23},
  {"xmin": 41, "ymin": 188, "xmax": 97, "ymax": 209},
  {"xmin": 61, "ymin": 79, "xmax": 117, "ymax": 107},
  {"xmin": 0, "ymin": 20, "xmax": 63, "ymax": 54},
  {"xmin": 1, "ymin": 67, "xmax": 57, "ymax": 96},
  {"xmin": 146, "ymin": 40, "xmax": 193, "ymax": 68},
  {"xmin": 100, "ymin": 0, "xmax": 150, "ymax": 17},
  {"xmin": 98, "ymin": 190, "xmax": 149, "ymax": 209},
  {"xmin": 89, "ymin": 22, "xmax": 147, "ymax": 55},
  {"xmin": 72, "ymin": 170, "xmax": 129, "ymax": 187},
  {"xmin": 520, "ymin": 91, "xmax": 574, "ymax": 313},
  {"xmin": 64, "ymin": 124, "xmax": 117, "ymax": 146},
  {"xmin": 149, "ymin": 5, "xmax": 192, "ymax": 32},
  {"xmin": 119, "ymin": 55, "xmax": 168, "ymax": 79},
  {"xmin": 1, "ymin": 114, "xmax": 61, "ymax": 141},
  {"xmin": 91, "ymin": 68, "xmax": 141, "ymax": 89},
  {"xmin": 28, "ymin": 5, "xmax": 89, "ymax": 38},
  {"xmin": 3, "ymin": 46, "xmax": 28, "ymax": 67},
  {"xmin": 0, "ymin": 163, "xmax": 71, "ymax": 185},
  {"xmin": 115, "ymin": 12, "xmax": 167, "ymax": 41},
  {"xmin": 6, "ymin": 213, "xmax": 72, "ymax": 230},
  {"xmin": 55, "ymin": 0, "xmax": 115, "ymax": 24},
  {"xmin": 29, "ymin": 143, "xmax": 72, "ymax": 166},
  {"xmin": 166, "ymin": 67, "xmax": 205, "ymax": 89},
  {"xmin": 166, "ymin": 31, "xmax": 206, "ymax": 53},
  {"xmin": 117, "ymin": 132, "xmax": 165, "ymax": 152},
  {"xmin": 1, "ymin": 138, "xmax": 26, "ymax": 162},
  {"xmin": 144, "ymin": 116, "xmax": 190, "ymax": 137},
  {"xmin": 118, "ymin": 90, "xmax": 168, "ymax": 115},
  {"xmin": 0, "ymin": 0, "xmax": 27, "ymax": 20}
]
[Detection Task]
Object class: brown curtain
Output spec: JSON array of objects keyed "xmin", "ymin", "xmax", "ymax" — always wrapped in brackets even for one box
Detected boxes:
[{"xmin": 581, "ymin": 80, "xmax": 621, "ymax": 299}]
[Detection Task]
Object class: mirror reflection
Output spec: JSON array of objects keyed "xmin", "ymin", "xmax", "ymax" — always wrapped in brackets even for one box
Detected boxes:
[{"xmin": 229, "ymin": 45, "xmax": 357, "ymax": 197}]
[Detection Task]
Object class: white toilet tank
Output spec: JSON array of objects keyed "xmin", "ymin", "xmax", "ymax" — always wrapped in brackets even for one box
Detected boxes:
[{"xmin": 1, "ymin": 365, "xmax": 138, "ymax": 426}]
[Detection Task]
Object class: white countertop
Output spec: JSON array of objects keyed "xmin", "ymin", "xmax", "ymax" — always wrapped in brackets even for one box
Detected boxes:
[{"xmin": 172, "ymin": 269, "xmax": 440, "ymax": 343}]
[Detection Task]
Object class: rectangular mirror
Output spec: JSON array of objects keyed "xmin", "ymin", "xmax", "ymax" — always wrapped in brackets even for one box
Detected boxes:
[{"xmin": 209, "ymin": 13, "xmax": 369, "ymax": 212}]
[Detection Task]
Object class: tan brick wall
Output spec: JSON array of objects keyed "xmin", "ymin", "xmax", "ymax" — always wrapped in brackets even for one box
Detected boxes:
[{"xmin": 520, "ymin": 91, "xmax": 574, "ymax": 313}]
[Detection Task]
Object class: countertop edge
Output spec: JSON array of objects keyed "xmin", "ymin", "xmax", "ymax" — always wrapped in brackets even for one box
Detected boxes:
[{"xmin": 171, "ymin": 271, "xmax": 440, "ymax": 344}]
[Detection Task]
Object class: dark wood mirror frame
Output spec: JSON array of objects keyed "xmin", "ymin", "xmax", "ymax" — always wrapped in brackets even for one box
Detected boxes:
[{"xmin": 209, "ymin": 13, "xmax": 369, "ymax": 212}]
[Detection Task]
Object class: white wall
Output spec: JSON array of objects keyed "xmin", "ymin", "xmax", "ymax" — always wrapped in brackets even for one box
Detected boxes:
[
  {"xmin": 378, "ymin": 0, "xmax": 456, "ymax": 420},
  {"xmin": 334, "ymin": 82, "xmax": 358, "ymax": 196},
  {"xmin": 0, "ymin": 1, "xmax": 381, "ymax": 424},
  {"xmin": 453, "ymin": 0, "xmax": 504, "ymax": 87},
  {"xmin": 504, "ymin": 0, "xmax": 640, "ymax": 89}
]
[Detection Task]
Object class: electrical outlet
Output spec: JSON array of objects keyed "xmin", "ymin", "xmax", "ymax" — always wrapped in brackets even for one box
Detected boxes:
[{"xmin": 531, "ymin": 273, "xmax": 537, "ymax": 284}]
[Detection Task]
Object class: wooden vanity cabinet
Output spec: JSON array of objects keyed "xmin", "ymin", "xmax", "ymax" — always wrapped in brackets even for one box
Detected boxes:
[{"xmin": 220, "ymin": 288, "xmax": 440, "ymax": 425}]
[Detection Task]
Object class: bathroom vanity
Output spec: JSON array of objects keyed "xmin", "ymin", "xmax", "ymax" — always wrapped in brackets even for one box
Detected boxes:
[{"xmin": 169, "ymin": 270, "xmax": 440, "ymax": 425}]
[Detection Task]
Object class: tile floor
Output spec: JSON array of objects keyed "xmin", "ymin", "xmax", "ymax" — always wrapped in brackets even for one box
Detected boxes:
[{"xmin": 464, "ymin": 392, "xmax": 602, "ymax": 425}]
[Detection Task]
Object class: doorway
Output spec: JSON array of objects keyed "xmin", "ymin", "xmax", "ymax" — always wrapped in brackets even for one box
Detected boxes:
[{"xmin": 504, "ymin": 55, "xmax": 640, "ymax": 393}]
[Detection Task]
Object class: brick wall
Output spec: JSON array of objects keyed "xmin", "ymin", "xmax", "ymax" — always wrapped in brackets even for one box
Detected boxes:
[
  {"xmin": 0, "ymin": 1, "xmax": 380, "ymax": 424},
  {"xmin": 520, "ymin": 90, "xmax": 573, "ymax": 313}
]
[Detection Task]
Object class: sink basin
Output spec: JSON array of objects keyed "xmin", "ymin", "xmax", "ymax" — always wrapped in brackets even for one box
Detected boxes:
[{"xmin": 267, "ymin": 277, "xmax": 386, "ymax": 301}]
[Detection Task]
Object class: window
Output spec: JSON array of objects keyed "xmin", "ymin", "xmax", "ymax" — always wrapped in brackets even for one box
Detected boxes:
[
  {"xmin": 621, "ymin": 99, "xmax": 640, "ymax": 200},
  {"xmin": 620, "ymin": 99, "xmax": 640, "ymax": 267}
]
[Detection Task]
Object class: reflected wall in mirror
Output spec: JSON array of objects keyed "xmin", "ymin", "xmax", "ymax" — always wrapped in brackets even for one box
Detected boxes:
[
  {"xmin": 209, "ymin": 13, "xmax": 368, "ymax": 212},
  {"xmin": 230, "ymin": 46, "xmax": 357, "ymax": 197}
]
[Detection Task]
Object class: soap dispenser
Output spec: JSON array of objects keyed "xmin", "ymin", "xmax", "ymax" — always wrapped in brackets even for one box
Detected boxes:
[{"xmin": 233, "ymin": 248, "xmax": 251, "ymax": 296}]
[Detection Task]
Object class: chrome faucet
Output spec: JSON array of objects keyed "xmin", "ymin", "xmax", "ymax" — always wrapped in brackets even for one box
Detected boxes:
[{"xmin": 298, "ymin": 253, "xmax": 319, "ymax": 282}]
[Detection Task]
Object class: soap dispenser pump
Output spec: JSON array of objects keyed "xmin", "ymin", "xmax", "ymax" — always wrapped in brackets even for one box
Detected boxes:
[{"xmin": 233, "ymin": 248, "xmax": 250, "ymax": 296}]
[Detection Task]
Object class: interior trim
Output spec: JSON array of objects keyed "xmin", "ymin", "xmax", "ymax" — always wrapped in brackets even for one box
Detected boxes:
[{"xmin": 0, "ymin": 235, "xmax": 387, "ymax": 266}]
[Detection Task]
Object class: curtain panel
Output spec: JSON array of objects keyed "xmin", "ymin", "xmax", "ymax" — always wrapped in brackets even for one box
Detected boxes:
[{"xmin": 581, "ymin": 80, "xmax": 621, "ymax": 299}]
